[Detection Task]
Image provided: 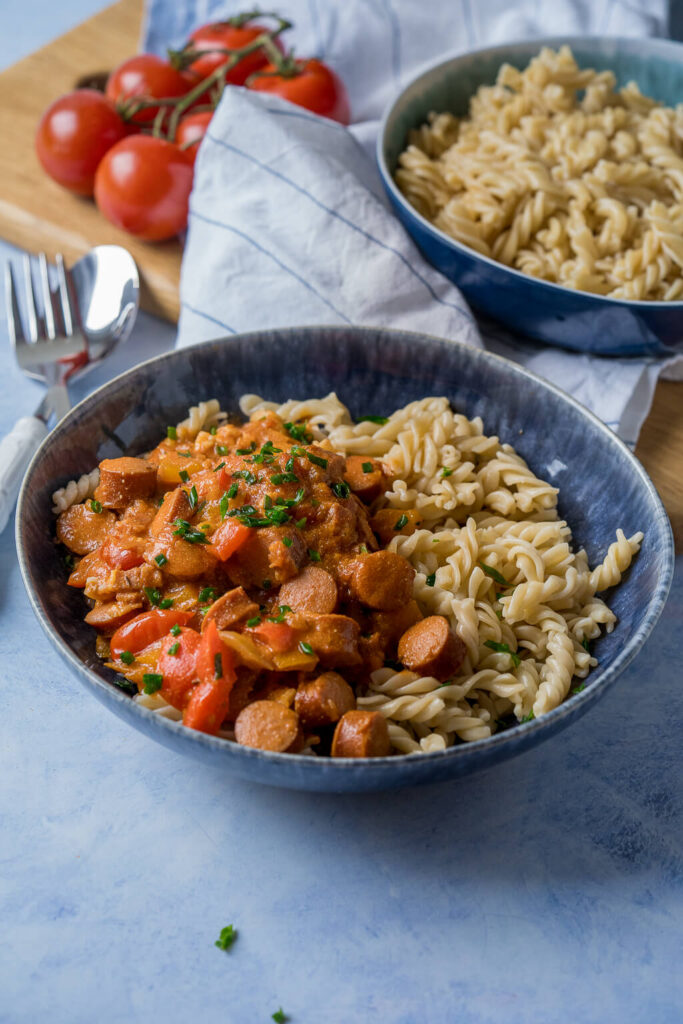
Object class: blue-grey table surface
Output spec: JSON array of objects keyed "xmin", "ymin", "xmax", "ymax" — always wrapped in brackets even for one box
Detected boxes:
[{"xmin": 0, "ymin": 6, "xmax": 681, "ymax": 1023}]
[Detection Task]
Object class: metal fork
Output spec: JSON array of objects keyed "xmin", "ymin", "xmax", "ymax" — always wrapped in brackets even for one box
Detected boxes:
[{"xmin": 0, "ymin": 252, "xmax": 88, "ymax": 532}]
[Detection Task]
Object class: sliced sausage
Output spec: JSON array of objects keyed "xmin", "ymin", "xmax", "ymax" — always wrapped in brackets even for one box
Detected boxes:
[
  {"xmin": 370, "ymin": 508, "xmax": 423, "ymax": 544},
  {"xmin": 340, "ymin": 551, "xmax": 415, "ymax": 611},
  {"xmin": 371, "ymin": 600, "xmax": 423, "ymax": 646},
  {"xmin": 278, "ymin": 566, "xmax": 337, "ymax": 615},
  {"xmin": 234, "ymin": 700, "xmax": 302, "ymax": 752},
  {"xmin": 151, "ymin": 488, "xmax": 193, "ymax": 537},
  {"xmin": 331, "ymin": 710, "xmax": 391, "ymax": 758},
  {"xmin": 227, "ymin": 526, "xmax": 306, "ymax": 588},
  {"xmin": 202, "ymin": 587, "xmax": 259, "ymax": 631},
  {"xmin": 94, "ymin": 457, "xmax": 157, "ymax": 508},
  {"xmin": 56, "ymin": 503, "xmax": 116, "ymax": 555},
  {"xmin": 155, "ymin": 535, "xmax": 216, "ymax": 581},
  {"xmin": 84, "ymin": 598, "xmax": 143, "ymax": 632},
  {"xmin": 397, "ymin": 615, "xmax": 466, "ymax": 681},
  {"xmin": 294, "ymin": 672, "xmax": 355, "ymax": 729},
  {"xmin": 304, "ymin": 614, "xmax": 361, "ymax": 667},
  {"xmin": 343, "ymin": 456, "xmax": 387, "ymax": 503}
]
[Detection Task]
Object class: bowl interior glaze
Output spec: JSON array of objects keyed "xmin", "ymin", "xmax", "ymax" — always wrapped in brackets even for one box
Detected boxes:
[{"xmin": 17, "ymin": 327, "xmax": 673, "ymax": 791}]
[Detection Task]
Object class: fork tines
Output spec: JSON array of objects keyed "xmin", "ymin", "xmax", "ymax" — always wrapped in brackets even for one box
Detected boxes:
[{"xmin": 5, "ymin": 251, "xmax": 76, "ymax": 347}]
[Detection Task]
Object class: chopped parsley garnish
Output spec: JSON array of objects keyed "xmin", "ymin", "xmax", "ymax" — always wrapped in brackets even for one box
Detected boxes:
[
  {"xmin": 290, "ymin": 445, "xmax": 305, "ymax": 457},
  {"xmin": 144, "ymin": 587, "xmax": 162, "ymax": 607},
  {"xmin": 187, "ymin": 485, "xmax": 199, "ymax": 512},
  {"xmin": 177, "ymin": 450, "xmax": 192, "ymax": 458},
  {"xmin": 359, "ymin": 544, "xmax": 368, "ymax": 554},
  {"xmin": 521, "ymin": 711, "xmax": 535, "ymax": 723},
  {"xmin": 179, "ymin": 469, "xmax": 190, "ymax": 484},
  {"xmin": 484, "ymin": 639, "xmax": 520, "ymax": 667},
  {"xmin": 220, "ymin": 493, "xmax": 230, "ymax": 518},
  {"xmin": 394, "ymin": 514, "xmax": 409, "ymax": 530},
  {"xmin": 173, "ymin": 519, "xmax": 210, "ymax": 544},
  {"xmin": 236, "ymin": 443, "xmax": 256, "ymax": 455},
  {"xmin": 209, "ymin": 425, "xmax": 217, "ymax": 435},
  {"xmin": 285, "ymin": 457, "xmax": 295, "ymax": 472},
  {"xmin": 282, "ymin": 537, "xmax": 293, "ymax": 548},
  {"xmin": 167, "ymin": 426, "xmax": 177, "ymax": 440},
  {"xmin": 246, "ymin": 616, "xmax": 261, "ymax": 627},
  {"xmin": 142, "ymin": 673, "xmax": 163, "ymax": 694},
  {"xmin": 307, "ymin": 451, "xmax": 328, "ymax": 469},
  {"xmin": 284, "ymin": 421, "xmax": 312, "ymax": 443},
  {"xmin": 227, "ymin": 483, "xmax": 239, "ymax": 499},
  {"xmin": 270, "ymin": 472, "xmax": 299, "ymax": 485},
  {"xmin": 170, "ymin": 624, "xmax": 181, "ymax": 637},
  {"xmin": 154, "ymin": 553, "xmax": 168, "ymax": 567},
  {"xmin": 214, "ymin": 653, "xmax": 223, "ymax": 679},
  {"xmin": 581, "ymin": 638, "xmax": 590, "ymax": 652},
  {"xmin": 362, "ymin": 462, "xmax": 374, "ymax": 473},
  {"xmin": 272, "ymin": 1010, "xmax": 287, "ymax": 1024},
  {"xmin": 234, "ymin": 469, "xmax": 257, "ymax": 485},
  {"xmin": 112, "ymin": 677, "xmax": 137, "ymax": 695},
  {"xmin": 89, "ymin": 499, "xmax": 103, "ymax": 514},
  {"xmin": 358, "ymin": 414, "xmax": 388, "ymax": 424},
  {"xmin": 440, "ymin": 467, "xmax": 453, "ymax": 478},
  {"xmin": 299, "ymin": 641, "xmax": 314, "ymax": 656},
  {"xmin": 158, "ymin": 598, "xmax": 174, "ymax": 609},
  {"xmin": 479, "ymin": 561, "xmax": 508, "ymax": 586},
  {"xmin": 64, "ymin": 553, "xmax": 75, "ymax": 570},
  {"xmin": 215, "ymin": 925, "xmax": 237, "ymax": 952},
  {"xmin": 331, "ymin": 481, "xmax": 350, "ymax": 499},
  {"xmin": 216, "ymin": 445, "xmax": 229, "ymax": 455},
  {"xmin": 268, "ymin": 605, "xmax": 292, "ymax": 624},
  {"xmin": 214, "ymin": 462, "xmax": 225, "ymax": 472},
  {"xmin": 426, "ymin": 572, "xmax": 436, "ymax": 587},
  {"xmin": 167, "ymin": 642, "xmax": 180, "ymax": 656},
  {"xmin": 199, "ymin": 587, "xmax": 217, "ymax": 604},
  {"xmin": 295, "ymin": 517, "xmax": 307, "ymax": 529},
  {"xmin": 120, "ymin": 650, "xmax": 134, "ymax": 665},
  {"xmin": 571, "ymin": 684, "xmax": 586, "ymax": 695},
  {"xmin": 308, "ymin": 550, "xmax": 321, "ymax": 562}
]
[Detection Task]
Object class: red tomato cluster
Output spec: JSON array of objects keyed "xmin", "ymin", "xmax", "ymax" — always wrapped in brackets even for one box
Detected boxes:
[{"xmin": 35, "ymin": 13, "xmax": 350, "ymax": 242}]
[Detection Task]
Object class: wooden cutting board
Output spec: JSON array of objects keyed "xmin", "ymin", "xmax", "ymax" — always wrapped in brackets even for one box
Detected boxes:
[
  {"xmin": 0, "ymin": 0, "xmax": 681, "ymax": 548},
  {"xmin": 0, "ymin": 0, "xmax": 180, "ymax": 321}
]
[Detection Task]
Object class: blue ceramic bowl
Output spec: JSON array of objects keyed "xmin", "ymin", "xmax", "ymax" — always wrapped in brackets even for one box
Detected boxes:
[
  {"xmin": 378, "ymin": 36, "xmax": 683, "ymax": 356},
  {"xmin": 17, "ymin": 327, "xmax": 673, "ymax": 791}
]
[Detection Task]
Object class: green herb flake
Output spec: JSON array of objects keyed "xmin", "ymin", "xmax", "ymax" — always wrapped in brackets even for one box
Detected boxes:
[
  {"xmin": 268, "ymin": 605, "xmax": 292, "ymax": 624},
  {"xmin": 216, "ymin": 445, "xmax": 229, "ymax": 456},
  {"xmin": 331, "ymin": 481, "xmax": 350, "ymax": 499},
  {"xmin": 284, "ymin": 421, "xmax": 312, "ymax": 443},
  {"xmin": 167, "ymin": 642, "xmax": 180, "ymax": 656},
  {"xmin": 142, "ymin": 673, "xmax": 163, "ymax": 694},
  {"xmin": 89, "ymin": 499, "xmax": 103, "ymax": 514},
  {"xmin": 199, "ymin": 587, "xmax": 216, "ymax": 604},
  {"xmin": 209, "ymin": 425, "xmax": 217, "ymax": 436},
  {"xmin": 220, "ymin": 493, "xmax": 230, "ymax": 519},
  {"xmin": 272, "ymin": 1010, "xmax": 288, "ymax": 1024},
  {"xmin": 299, "ymin": 641, "xmax": 314, "ymax": 656},
  {"xmin": 426, "ymin": 572, "xmax": 436, "ymax": 587},
  {"xmin": 187, "ymin": 485, "xmax": 199, "ymax": 512},
  {"xmin": 214, "ymin": 461, "xmax": 226, "ymax": 473},
  {"xmin": 236, "ymin": 443, "xmax": 256, "ymax": 456},
  {"xmin": 358, "ymin": 414, "xmax": 388, "ymax": 425},
  {"xmin": 440, "ymin": 467, "xmax": 454, "ymax": 478},
  {"xmin": 308, "ymin": 550, "xmax": 321, "ymax": 562},
  {"xmin": 227, "ymin": 482, "xmax": 239, "ymax": 499},
  {"xmin": 170, "ymin": 624, "xmax": 181, "ymax": 637},
  {"xmin": 158, "ymin": 598, "xmax": 174, "ymax": 610},
  {"xmin": 178, "ymin": 469, "xmax": 190, "ymax": 484},
  {"xmin": 166, "ymin": 426, "xmax": 177, "ymax": 440},
  {"xmin": 571, "ymin": 684, "xmax": 586, "ymax": 695},
  {"xmin": 154, "ymin": 553, "xmax": 168, "ymax": 567},
  {"xmin": 144, "ymin": 587, "xmax": 162, "ymax": 607},
  {"xmin": 581, "ymin": 638, "xmax": 590, "ymax": 652},
  {"xmin": 521, "ymin": 711, "xmax": 535, "ymax": 723},
  {"xmin": 120, "ymin": 650, "xmax": 135, "ymax": 666},
  {"xmin": 394, "ymin": 514, "xmax": 409, "ymax": 531},
  {"xmin": 215, "ymin": 925, "xmax": 237, "ymax": 952},
  {"xmin": 361, "ymin": 462, "xmax": 374, "ymax": 473},
  {"xmin": 307, "ymin": 451, "xmax": 328, "ymax": 470},
  {"xmin": 359, "ymin": 544, "xmax": 368, "ymax": 554},
  {"xmin": 177, "ymin": 450, "xmax": 192, "ymax": 458},
  {"xmin": 246, "ymin": 616, "xmax": 261, "ymax": 628},
  {"xmin": 295, "ymin": 517, "xmax": 307, "ymax": 530},
  {"xmin": 484, "ymin": 639, "xmax": 520, "ymax": 668},
  {"xmin": 479, "ymin": 561, "xmax": 508, "ymax": 586},
  {"xmin": 173, "ymin": 519, "xmax": 210, "ymax": 544},
  {"xmin": 282, "ymin": 537, "xmax": 293, "ymax": 548},
  {"xmin": 214, "ymin": 652, "xmax": 223, "ymax": 679}
]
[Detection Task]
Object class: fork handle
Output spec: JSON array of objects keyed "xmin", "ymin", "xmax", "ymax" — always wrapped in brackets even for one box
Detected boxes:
[{"xmin": 0, "ymin": 417, "xmax": 49, "ymax": 533}]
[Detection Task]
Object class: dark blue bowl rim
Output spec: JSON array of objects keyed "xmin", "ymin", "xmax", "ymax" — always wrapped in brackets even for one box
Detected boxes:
[
  {"xmin": 16, "ymin": 326, "xmax": 675, "ymax": 777},
  {"xmin": 377, "ymin": 33, "xmax": 683, "ymax": 310}
]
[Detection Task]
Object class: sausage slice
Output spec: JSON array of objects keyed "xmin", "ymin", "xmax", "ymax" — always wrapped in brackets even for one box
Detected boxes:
[
  {"xmin": 94, "ymin": 457, "xmax": 157, "ymax": 509},
  {"xmin": 343, "ymin": 456, "xmax": 386, "ymax": 503},
  {"xmin": 234, "ymin": 701, "xmax": 302, "ymax": 753},
  {"xmin": 56, "ymin": 503, "xmax": 116, "ymax": 554},
  {"xmin": 151, "ymin": 488, "xmax": 193, "ymax": 537},
  {"xmin": 294, "ymin": 672, "xmax": 355, "ymax": 728},
  {"xmin": 397, "ymin": 615, "xmax": 466, "ymax": 681},
  {"xmin": 202, "ymin": 587, "xmax": 259, "ymax": 631},
  {"xmin": 331, "ymin": 710, "xmax": 391, "ymax": 758},
  {"xmin": 340, "ymin": 551, "xmax": 415, "ymax": 611},
  {"xmin": 370, "ymin": 508, "xmax": 423, "ymax": 545},
  {"xmin": 278, "ymin": 566, "xmax": 338, "ymax": 615},
  {"xmin": 304, "ymin": 614, "xmax": 361, "ymax": 667},
  {"xmin": 84, "ymin": 598, "xmax": 143, "ymax": 632}
]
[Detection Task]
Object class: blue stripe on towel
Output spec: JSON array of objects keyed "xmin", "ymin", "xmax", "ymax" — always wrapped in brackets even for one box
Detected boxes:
[
  {"xmin": 181, "ymin": 302, "xmax": 238, "ymax": 335},
  {"xmin": 190, "ymin": 207, "xmax": 353, "ymax": 324},
  {"xmin": 205, "ymin": 133, "xmax": 475, "ymax": 324}
]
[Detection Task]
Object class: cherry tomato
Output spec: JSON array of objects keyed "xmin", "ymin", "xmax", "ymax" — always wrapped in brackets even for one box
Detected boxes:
[
  {"xmin": 248, "ymin": 58, "xmax": 350, "ymax": 125},
  {"xmin": 35, "ymin": 89, "xmax": 129, "ymax": 196},
  {"xmin": 94, "ymin": 135, "xmax": 194, "ymax": 241},
  {"xmin": 209, "ymin": 520, "xmax": 252, "ymax": 561},
  {"xmin": 158, "ymin": 627, "xmax": 202, "ymax": 709},
  {"xmin": 188, "ymin": 21, "xmax": 280, "ymax": 86},
  {"xmin": 101, "ymin": 536, "xmax": 144, "ymax": 570},
  {"xmin": 176, "ymin": 111, "xmax": 213, "ymax": 166},
  {"xmin": 110, "ymin": 609, "xmax": 193, "ymax": 658},
  {"xmin": 250, "ymin": 621, "xmax": 296, "ymax": 653},
  {"xmin": 195, "ymin": 620, "xmax": 236, "ymax": 688},
  {"xmin": 184, "ymin": 620, "xmax": 236, "ymax": 733},
  {"xmin": 106, "ymin": 55, "xmax": 194, "ymax": 126}
]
